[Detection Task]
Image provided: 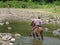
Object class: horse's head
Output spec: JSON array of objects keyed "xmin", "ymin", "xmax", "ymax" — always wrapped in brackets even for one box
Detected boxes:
[{"xmin": 30, "ymin": 21, "xmax": 35, "ymax": 27}]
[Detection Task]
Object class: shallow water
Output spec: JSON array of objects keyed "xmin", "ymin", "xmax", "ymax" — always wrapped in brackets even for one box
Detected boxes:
[{"xmin": 15, "ymin": 36, "xmax": 60, "ymax": 45}]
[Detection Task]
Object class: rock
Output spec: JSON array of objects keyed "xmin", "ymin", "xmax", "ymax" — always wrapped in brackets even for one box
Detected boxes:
[
  {"xmin": 53, "ymin": 29, "xmax": 60, "ymax": 36},
  {"xmin": 15, "ymin": 33, "xmax": 21, "ymax": 37},
  {"xmin": 0, "ymin": 33, "xmax": 2, "ymax": 38},
  {"xmin": 9, "ymin": 43, "xmax": 14, "ymax": 45},
  {"xmin": 10, "ymin": 38, "xmax": 15, "ymax": 43},
  {"xmin": 45, "ymin": 28, "xmax": 49, "ymax": 32},
  {"xmin": 5, "ymin": 21, "xmax": 9, "ymax": 25},
  {"xmin": 0, "ymin": 23, "xmax": 4, "ymax": 26},
  {"xmin": 8, "ymin": 27, "xmax": 12, "ymax": 30},
  {"xmin": 2, "ymin": 35, "xmax": 8, "ymax": 41}
]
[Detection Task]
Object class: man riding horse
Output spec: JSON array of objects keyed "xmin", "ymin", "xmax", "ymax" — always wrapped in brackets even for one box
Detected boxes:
[{"xmin": 30, "ymin": 16, "xmax": 44, "ymax": 40}]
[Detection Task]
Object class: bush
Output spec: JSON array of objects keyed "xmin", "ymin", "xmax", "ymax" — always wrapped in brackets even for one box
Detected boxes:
[
  {"xmin": 0, "ymin": 1, "xmax": 7, "ymax": 8},
  {"xmin": 54, "ymin": 1, "xmax": 60, "ymax": 5},
  {"xmin": 21, "ymin": 2, "xmax": 28, "ymax": 8},
  {"xmin": 0, "ymin": 1, "xmax": 60, "ymax": 8},
  {"xmin": 5, "ymin": 1, "xmax": 28, "ymax": 8}
]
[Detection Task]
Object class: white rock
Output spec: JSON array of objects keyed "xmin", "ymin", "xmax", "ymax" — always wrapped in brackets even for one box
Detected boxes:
[
  {"xmin": 53, "ymin": 30, "xmax": 60, "ymax": 36},
  {"xmin": 15, "ymin": 33, "xmax": 21, "ymax": 37},
  {"xmin": 6, "ymin": 21, "xmax": 9, "ymax": 25},
  {"xmin": 45, "ymin": 28, "xmax": 49, "ymax": 32},
  {"xmin": 53, "ymin": 31, "xmax": 57, "ymax": 36},
  {"xmin": 56, "ymin": 29, "xmax": 60, "ymax": 32},
  {"xmin": 2, "ymin": 35, "xmax": 8, "ymax": 40},
  {"xmin": 46, "ymin": 19, "xmax": 49, "ymax": 24},
  {"xmin": 10, "ymin": 38, "xmax": 15, "ymax": 42},
  {"xmin": 0, "ymin": 23, "xmax": 4, "ymax": 26},
  {"xmin": 9, "ymin": 43, "xmax": 14, "ymax": 45},
  {"xmin": 8, "ymin": 27, "xmax": 12, "ymax": 30},
  {"xmin": 0, "ymin": 33, "xmax": 2, "ymax": 38},
  {"xmin": 7, "ymin": 36, "xmax": 12, "ymax": 40}
]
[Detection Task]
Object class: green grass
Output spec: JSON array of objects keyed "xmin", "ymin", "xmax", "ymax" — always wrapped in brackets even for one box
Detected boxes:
[
  {"xmin": 0, "ymin": 20, "xmax": 60, "ymax": 38},
  {"xmin": 0, "ymin": 21, "xmax": 32, "ymax": 36},
  {"xmin": 43, "ymin": 24, "xmax": 60, "ymax": 38}
]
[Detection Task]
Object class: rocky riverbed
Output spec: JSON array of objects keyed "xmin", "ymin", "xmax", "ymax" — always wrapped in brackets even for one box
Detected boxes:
[{"xmin": 0, "ymin": 8, "xmax": 60, "ymax": 24}]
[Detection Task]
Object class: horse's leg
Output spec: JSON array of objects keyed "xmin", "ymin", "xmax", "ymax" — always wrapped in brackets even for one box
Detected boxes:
[
  {"xmin": 38, "ymin": 32, "xmax": 40, "ymax": 40},
  {"xmin": 40, "ymin": 30, "xmax": 44, "ymax": 40},
  {"xmin": 35, "ymin": 28, "xmax": 41, "ymax": 40},
  {"xmin": 32, "ymin": 30, "xmax": 36, "ymax": 39},
  {"xmin": 38, "ymin": 27, "xmax": 44, "ymax": 40},
  {"xmin": 32, "ymin": 32, "xmax": 35, "ymax": 38}
]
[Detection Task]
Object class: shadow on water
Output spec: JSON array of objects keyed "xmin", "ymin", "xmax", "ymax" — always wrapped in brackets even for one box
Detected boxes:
[{"xmin": 15, "ymin": 36, "xmax": 60, "ymax": 45}]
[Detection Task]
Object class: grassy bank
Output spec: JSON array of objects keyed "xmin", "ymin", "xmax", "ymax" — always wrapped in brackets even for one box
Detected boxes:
[{"xmin": 0, "ymin": 20, "xmax": 60, "ymax": 38}]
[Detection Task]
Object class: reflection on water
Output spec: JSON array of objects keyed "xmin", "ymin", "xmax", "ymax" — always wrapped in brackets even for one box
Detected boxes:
[
  {"xmin": 32, "ymin": 39, "xmax": 43, "ymax": 45},
  {"xmin": 15, "ymin": 36, "xmax": 60, "ymax": 45}
]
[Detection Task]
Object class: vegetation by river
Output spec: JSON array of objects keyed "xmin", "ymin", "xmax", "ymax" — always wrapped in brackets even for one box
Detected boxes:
[{"xmin": 0, "ymin": 21, "xmax": 60, "ymax": 38}]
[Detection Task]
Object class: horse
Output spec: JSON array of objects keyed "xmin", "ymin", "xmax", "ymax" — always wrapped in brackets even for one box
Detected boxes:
[
  {"xmin": 33, "ymin": 26, "xmax": 42, "ymax": 40},
  {"xmin": 30, "ymin": 21, "xmax": 43, "ymax": 40}
]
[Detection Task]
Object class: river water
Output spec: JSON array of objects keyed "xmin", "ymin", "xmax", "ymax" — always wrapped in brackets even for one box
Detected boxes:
[{"xmin": 15, "ymin": 36, "xmax": 60, "ymax": 45}]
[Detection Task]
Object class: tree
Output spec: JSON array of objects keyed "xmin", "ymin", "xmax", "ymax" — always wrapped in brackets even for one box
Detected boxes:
[
  {"xmin": 32, "ymin": 0, "xmax": 41, "ymax": 2},
  {"xmin": 0, "ymin": 0, "xmax": 7, "ymax": 2}
]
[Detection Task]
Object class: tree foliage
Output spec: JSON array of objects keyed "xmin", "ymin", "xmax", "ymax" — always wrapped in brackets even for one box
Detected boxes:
[{"xmin": 0, "ymin": 0, "xmax": 59, "ymax": 3}]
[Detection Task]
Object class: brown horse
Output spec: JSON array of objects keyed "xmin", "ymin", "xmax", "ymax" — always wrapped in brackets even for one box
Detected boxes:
[
  {"xmin": 30, "ymin": 21, "xmax": 43, "ymax": 40},
  {"xmin": 33, "ymin": 26, "xmax": 42, "ymax": 40}
]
